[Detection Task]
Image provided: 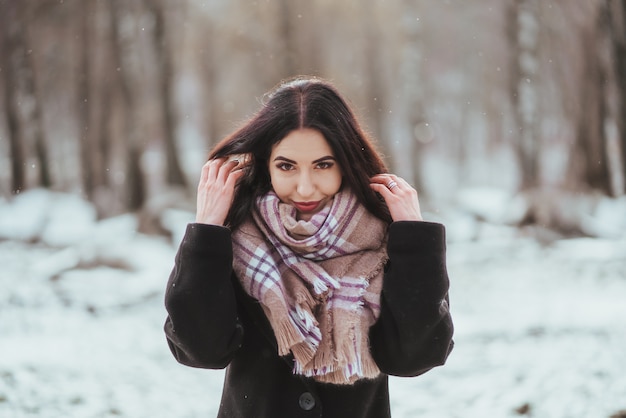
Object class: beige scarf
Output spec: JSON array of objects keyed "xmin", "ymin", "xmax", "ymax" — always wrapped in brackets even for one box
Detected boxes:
[{"xmin": 231, "ymin": 189, "xmax": 388, "ymax": 384}]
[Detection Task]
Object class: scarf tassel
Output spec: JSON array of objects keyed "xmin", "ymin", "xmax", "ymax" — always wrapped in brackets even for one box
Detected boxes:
[{"xmin": 268, "ymin": 312, "xmax": 309, "ymax": 357}]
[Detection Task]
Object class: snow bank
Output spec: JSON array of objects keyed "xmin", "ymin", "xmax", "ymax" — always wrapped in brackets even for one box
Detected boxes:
[
  {"xmin": 455, "ymin": 186, "xmax": 528, "ymax": 225},
  {"xmin": 0, "ymin": 189, "xmax": 97, "ymax": 246}
]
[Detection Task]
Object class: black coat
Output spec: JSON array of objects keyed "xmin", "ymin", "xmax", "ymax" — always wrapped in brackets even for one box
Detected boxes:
[{"xmin": 164, "ymin": 221, "xmax": 454, "ymax": 418}]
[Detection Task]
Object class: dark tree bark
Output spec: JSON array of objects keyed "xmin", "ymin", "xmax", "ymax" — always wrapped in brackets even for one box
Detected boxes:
[
  {"xmin": 77, "ymin": 0, "xmax": 97, "ymax": 199},
  {"xmin": 109, "ymin": 0, "xmax": 146, "ymax": 211},
  {"xmin": 1, "ymin": 1, "xmax": 52, "ymax": 193},
  {"xmin": 567, "ymin": 4, "xmax": 613, "ymax": 196},
  {"xmin": 0, "ymin": 1, "xmax": 26, "ymax": 194},
  {"xmin": 31, "ymin": 88, "xmax": 51, "ymax": 188},
  {"xmin": 97, "ymin": 83, "xmax": 112, "ymax": 189},
  {"xmin": 146, "ymin": 0, "xmax": 188, "ymax": 188},
  {"xmin": 19, "ymin": 4, "xmax": 51, "ymax": 189},
  {"xmin": 608, "ymin": 0, "xmax": 626, "ymax": 192}
]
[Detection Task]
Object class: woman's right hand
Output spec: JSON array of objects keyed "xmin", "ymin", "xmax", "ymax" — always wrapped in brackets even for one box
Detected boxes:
[{"xmin": 195, "ymin": 158, "xmax": 246, "ymax": 225}]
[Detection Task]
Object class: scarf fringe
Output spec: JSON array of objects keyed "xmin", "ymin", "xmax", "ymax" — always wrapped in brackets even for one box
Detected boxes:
[
  {"xmin": 270, "ymin": 313, "xmax": 308, "ymax": 357},
  {"xmin": 291, "ymin": 342, "xmax": 317, "ymax": 368},
  {"xmin": 292, "ymin": 306, "xmax": 382, "ymax": 385},
  {"xmin": 298, "ymin": 355, "xmax": 381, "ymax": 385},
  {"xmin": 311, "ymin": 278, "xmax": 329, "ymax": 295}
]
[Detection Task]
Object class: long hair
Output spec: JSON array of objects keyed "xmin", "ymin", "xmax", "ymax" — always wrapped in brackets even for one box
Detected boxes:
[{"xmin": 210, "ymin": 76, "xmax": 391, "ymax": 229}]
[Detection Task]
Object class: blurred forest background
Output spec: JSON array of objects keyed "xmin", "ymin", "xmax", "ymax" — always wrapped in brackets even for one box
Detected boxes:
[
  {"xmin": 2, "ymin": 2, "xmax": 626, "ymax": 416},
  {"xmin": 1, "ymin": 0, "xmax": 625, "ymax": 238}
]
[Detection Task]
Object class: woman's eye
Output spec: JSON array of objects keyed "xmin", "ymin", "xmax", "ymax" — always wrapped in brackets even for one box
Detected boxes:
[
  {"xmin": 276, "ymin": 163, "xmax": 294, "ymax": 171},
  {"xmin": 316, "ymin": 161, "xmax": 334, "ymax": 169}
]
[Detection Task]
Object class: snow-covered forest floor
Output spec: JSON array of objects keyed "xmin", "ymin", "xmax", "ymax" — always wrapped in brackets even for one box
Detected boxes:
[{"xmin": 1, "ymin": 189, "xmax": 625, "ymax": 418}]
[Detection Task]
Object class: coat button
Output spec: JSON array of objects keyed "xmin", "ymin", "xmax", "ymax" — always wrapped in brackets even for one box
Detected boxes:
[{"xmin": 299, "ymin": 392, "xmax": 316, "ymax": 411}]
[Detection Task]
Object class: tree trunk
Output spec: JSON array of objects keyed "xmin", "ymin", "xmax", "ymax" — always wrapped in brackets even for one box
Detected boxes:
[
  {"xmin": 109, "ymin": 0, "xmax": 146, "ymax": 211},
  {"xmin": 97, "ymin": 83, "xmax": 112, "ymax": 189},
  {"xmin": 0, "ymin": 1, "xmax": 49, "ymax": 193},
  {"xmin": 32, "ymin": 92, "xmax": 51, "ymax": 188},
  {"xmin": 77, "ymin": 0, "xmax": 97, "ymax": 199},
  {"xmin": 507, "ymin": 0, "xmax": 541, "ymax": 191},
  {"xmin": 362, "ymin": 0, "xmax": 388, "ymax": 156},
  {"xmin": 278, "ymin": 0, "xmax": 297, "ymax": 77},
  {"xmin": 609, "ymin": 0, "xmax": 626, "ymax": 194},
  {"xmin": 91, "ymin": 0, "xmax": 113, "ymax": 194},
  {"xmin": 567, "ymin": 4, "xmax": 613, "ymax": 196},
  {"xmin": 0, "ymin": 1, "xmax": 26, "ymax": 194},
  {"xmin": 146, "ymin": 0, "xmax": 187, "ymax": 188},
  {"xmin": 201, "ymin": 24, "xmax": 220, "ymax": 149},
  {"xmin": 401, "ymin": 0, "xmax": 426, "ymax": 193},
  {"xmin": 17, "ymin": 4, "xmax": 52, "ymax": 189}
]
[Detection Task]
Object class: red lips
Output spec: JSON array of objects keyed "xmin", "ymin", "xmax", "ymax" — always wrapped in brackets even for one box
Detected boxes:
[{"xmin": 292, "ymin": 201, "xmax": 321, "ymax": 213}]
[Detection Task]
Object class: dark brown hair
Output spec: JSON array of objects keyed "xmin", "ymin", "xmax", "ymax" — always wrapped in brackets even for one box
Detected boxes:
[{"xmin": 210, "ymin": 76, "xmax": 391, "ymax": 229}]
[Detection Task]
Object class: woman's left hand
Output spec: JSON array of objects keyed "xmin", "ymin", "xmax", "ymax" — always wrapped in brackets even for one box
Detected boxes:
[{"xmin": 369, "ymin": 174, "xmax": 423, "ymax": 222}]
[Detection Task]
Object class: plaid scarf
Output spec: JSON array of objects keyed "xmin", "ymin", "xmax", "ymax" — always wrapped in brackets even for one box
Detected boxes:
[{"xmin": 231, "ymin": 189, "xmax": 388, "ymax": 384}]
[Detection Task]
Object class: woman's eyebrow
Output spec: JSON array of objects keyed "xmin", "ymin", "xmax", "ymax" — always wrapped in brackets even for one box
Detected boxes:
[
  {"xmin": 273, "ymin": 156, "xmax": 297, "ymax": 164},
  {"xmin": 312, "ymin": 156, "xmax": 336, "ymax": 164},
  {"xmin": 273, "ymin": 156, "xmax": 335, "ymax": 164}
]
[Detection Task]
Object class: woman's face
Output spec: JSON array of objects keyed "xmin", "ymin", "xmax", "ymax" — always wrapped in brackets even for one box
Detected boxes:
[{"xmin": 268, "ymin": 128, "xmax": 342, "ymax": 221}]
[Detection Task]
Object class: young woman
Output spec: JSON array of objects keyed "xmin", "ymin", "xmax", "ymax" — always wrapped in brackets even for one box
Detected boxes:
[{"xmin": 164, "ymin": 76, "xmax": 453, "ymax": 417}]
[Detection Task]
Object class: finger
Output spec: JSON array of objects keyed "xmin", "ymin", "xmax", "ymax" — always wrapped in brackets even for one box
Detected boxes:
[
  {"xmin": 199, "ymin": 159, "xmax": 216, "ymax": 187},
  {"xmin": 217, "ymin": 159, "xmax": 241, "ymax": 184},
  {"xmin": 370, "ymin": 182, "xmax": 393, "ymax": 200},
  {"xmin": 225, "ymin": 165, "xmax": 246, "ymax": 189},
  {"xmin": 371, "ymin": 176, "xmax": 402, "ymax": 194},
  {"xmin": 370, "ymin": 174, "xmax": 391, "ymax": 183},
  {"xmin": 370, "ymin": 174, "xmax": 399, "ymax": 187},
  {"xmin": 204, "ymin": 157, "xmax": 228, "ymax": 185}
]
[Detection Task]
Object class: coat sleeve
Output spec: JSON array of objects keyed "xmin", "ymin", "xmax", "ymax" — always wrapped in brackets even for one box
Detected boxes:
[
  {"xmin": 369, "ymin": 221, "xmax": 454, "ymax": 377},
  {"xmin": 163, "ymin": 223, "xmax": 244, "ymax": 369}
]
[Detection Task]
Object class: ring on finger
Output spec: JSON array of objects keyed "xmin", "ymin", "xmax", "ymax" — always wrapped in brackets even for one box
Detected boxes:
[{"xmin": 386, "ymin": 180, "xmax": 398, "ymax": 190}]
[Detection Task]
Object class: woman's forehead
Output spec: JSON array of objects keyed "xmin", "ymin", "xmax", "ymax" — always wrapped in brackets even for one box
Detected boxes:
[{"xmin": 270, "ymin": 129, "xmax": 334, "ymax": 161}]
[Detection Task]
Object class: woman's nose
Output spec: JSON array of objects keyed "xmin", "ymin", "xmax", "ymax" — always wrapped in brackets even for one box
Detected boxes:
[{"xmin": 296, "ymin": 173, "xmax": 315, "ymax": 197}]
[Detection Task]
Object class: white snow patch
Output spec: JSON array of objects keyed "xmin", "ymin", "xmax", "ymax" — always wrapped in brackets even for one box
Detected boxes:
[
  {"xmin": 0, "ymin": 189, "xmax": 54, "ymax": 241},
  {"xmin": 455, "ymin": 186, "xmax": 527, "ymax": 225},
  {"xmin": 580, "ymin": 196, "xmax": 626, "ymax": 239},
  {"xmin": 39, "ymin": 193, "xmax": 97, "ymax": 247}
]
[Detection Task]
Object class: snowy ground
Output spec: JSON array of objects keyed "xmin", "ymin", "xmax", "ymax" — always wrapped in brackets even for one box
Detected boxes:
[{"xmin": 1, "ymin": 189, "xmax": 625, "ymax": 418}]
